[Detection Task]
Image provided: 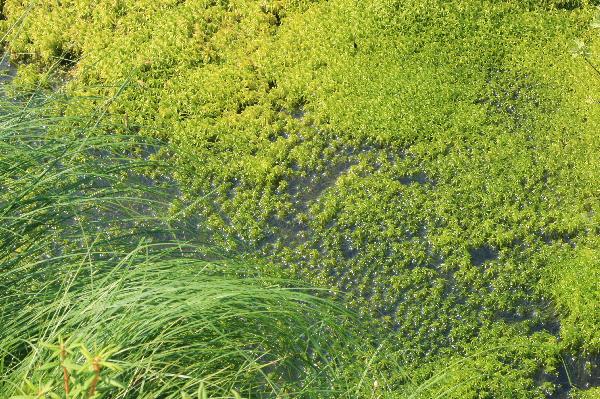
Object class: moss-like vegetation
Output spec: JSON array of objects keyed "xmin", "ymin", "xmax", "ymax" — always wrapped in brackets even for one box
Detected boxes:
[
  {"xmin": 572, "ymin": 387, "xmax": 600, "ymax": 398},
  {"xmin": 547, "ymin": 244, "xmax": 600, "ymax": 354},
  {"xmin": 2, "ymin": 0, "xmax": 600, "ymax": 396}
]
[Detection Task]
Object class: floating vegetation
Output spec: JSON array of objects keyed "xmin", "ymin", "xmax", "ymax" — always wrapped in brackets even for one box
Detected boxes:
[{"xmin": 2, "ymin": 0, "xmax": 600, "ymax": 396}]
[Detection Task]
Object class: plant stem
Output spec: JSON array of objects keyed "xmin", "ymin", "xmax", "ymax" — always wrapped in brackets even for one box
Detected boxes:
[
  {"xmin": 88, "ymin": 358, "xmax": 101, "ymax": 398},
  {"xmin": 584, "ymin": 57, "xmax": 600, "ymax": 80},
  {"xmin": 60, "ymin": 343, "xmax": 70, "ymax": 397}
]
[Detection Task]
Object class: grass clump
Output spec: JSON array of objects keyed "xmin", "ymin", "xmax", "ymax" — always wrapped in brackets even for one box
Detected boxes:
[
  {"xmin": 0, "ymin": 95, "xmax": 367, "ymax": 398},
  {"xmin": 2, "ymin": 255, "xmax": 356, "ymax": 398}
]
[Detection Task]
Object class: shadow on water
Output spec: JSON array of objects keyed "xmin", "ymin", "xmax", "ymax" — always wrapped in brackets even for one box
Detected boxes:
[
  {"xmin": 540, "ymin": 353, "xmax": 600, "ymax": 398},
  {"xmin": 398, "ymin": 171, "xmax": 435, "ymax": 186},
  {"xmin": 469, "ymin": 244, "xmax": 499, "ymax": 266},
  {"xmin": 0, "ymin": 56, "xmax": 17, "ymax": 84}
]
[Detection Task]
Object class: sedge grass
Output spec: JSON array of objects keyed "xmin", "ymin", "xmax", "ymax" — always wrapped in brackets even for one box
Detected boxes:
[{"xmin": 0, "ymin": 93, "xmax": 359, "ymax": 398}]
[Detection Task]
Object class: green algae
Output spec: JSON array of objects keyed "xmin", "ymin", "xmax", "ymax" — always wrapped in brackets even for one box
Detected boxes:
[{"xmin": 2, "ymin": 0, "xmax": 600, "ymax": 396}]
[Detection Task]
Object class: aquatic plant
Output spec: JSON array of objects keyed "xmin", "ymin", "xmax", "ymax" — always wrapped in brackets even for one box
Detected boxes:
[{"xmin": 2, "ymin": 0, "xmax": 600, "ymax": 396}]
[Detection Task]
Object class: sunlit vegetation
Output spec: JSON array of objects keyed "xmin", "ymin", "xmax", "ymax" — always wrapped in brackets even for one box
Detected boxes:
[
  {"xmin": 1, "ymin": 0, "xmax": 600, "ymax": 396},
  {"xmin": 0, "ymin": 95, "xmax": 388, "ymax": 398}
]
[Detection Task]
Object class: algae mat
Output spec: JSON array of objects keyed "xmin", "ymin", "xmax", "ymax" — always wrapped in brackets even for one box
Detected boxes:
[{"xmin": 2, "ymin": 0, "xmax": 600, "ymax": 396}]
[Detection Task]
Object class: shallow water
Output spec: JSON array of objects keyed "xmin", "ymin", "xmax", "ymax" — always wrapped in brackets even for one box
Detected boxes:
[{"xmin": 0, "ymin": 56, "xmax": 17, "ymax": 84}]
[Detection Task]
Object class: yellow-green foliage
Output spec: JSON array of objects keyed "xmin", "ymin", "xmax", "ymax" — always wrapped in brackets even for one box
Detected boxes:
[
  {"xmin": 405, "ymin": 329, "xmax": 561, "ymax": 398},
  {"xmin": 572, "ymin": 387, "xmax": 600, "ymax": 398},
  {"xmin": 549, "ymin": 245, "xmax": 600, "ymax": 353},
  {"xmin": 2, "ymin": 0, "xmax": 600, "ymax": 395}
]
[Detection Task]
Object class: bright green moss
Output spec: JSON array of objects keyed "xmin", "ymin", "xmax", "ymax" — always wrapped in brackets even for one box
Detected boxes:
[
  {"xmin": 572, "ymin": 387, "xmax": 600, "ymax": 398},
  {"xmin": 2, "ymin": 0, "xmax": 600, "ymax": 395},
  {"xmin": 406, "ymin": 329, "xmax": 561, "ymax": 398},
  {"xmin": 547, "ymin": 244, "xmax": 600, "ymax": 353}
]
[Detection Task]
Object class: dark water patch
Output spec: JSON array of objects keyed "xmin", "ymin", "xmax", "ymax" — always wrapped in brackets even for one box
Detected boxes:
[
  {"xmin": 544, "ymin": 353, "xmax": 600, "ymax": 398},
  {"xmin": 494, "ymin": 309, "xmax": 537, "ymax": 325},
  {"xmin": 325, "ymin": 263, "xmax": 347, "ymax": 281},
  {"xmin": 532, "ymin": 318, "xmax": 561, "ymax": 336},
  {"xmin": 279, "ymin": 105, "xmax": 305, "ymax": 122},
  {"xmin": 267, "ymin": 130, "xmax": 290, "ymax": 142},
  {"xmin": 287, "ymin": 158, "xmax": 355, "ymax": 212},
  {"xmin": 469, "ymin": 244, "xmax": 499, "ymax": 266},
  {"xmin": 477, "ymin": 69, "xmax": 542, "ymax": 132},
  {"xmin": 398, "ymin": 171, "xmax": 435, "ymax": 185},
  {"xmin": 554, "ymin": 1, "xmax": 585, "ymax": 11},
  {"xmin": 0, "ymin": 57, "xmax": 17, "ymax": 84},
  {"xmin": 340, "ymin": 236, "xmax": 358, "ymax": 259},
  {"xmin": 291, "ymin": 107, "xmax": 304, "ymax": 120},
  {"xmin": 538, "ymin": 229, "xmax": 580, "ymax": 248},
  {"xmin": 260, "ymin": 212, "xmax": 309, "ymax": 250},
  {"xmin": 256, "ymin": 158, "xmax": 355, "ymax": 249},
  {"xmin": 440, "ymin": 268, "xmax": 459, "ymax": 296}
]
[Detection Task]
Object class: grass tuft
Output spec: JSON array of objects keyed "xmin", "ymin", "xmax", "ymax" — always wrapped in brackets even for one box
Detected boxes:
[{"xmin": 0, "ymin": 94, "xmax": 359, "ymax": 398}]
